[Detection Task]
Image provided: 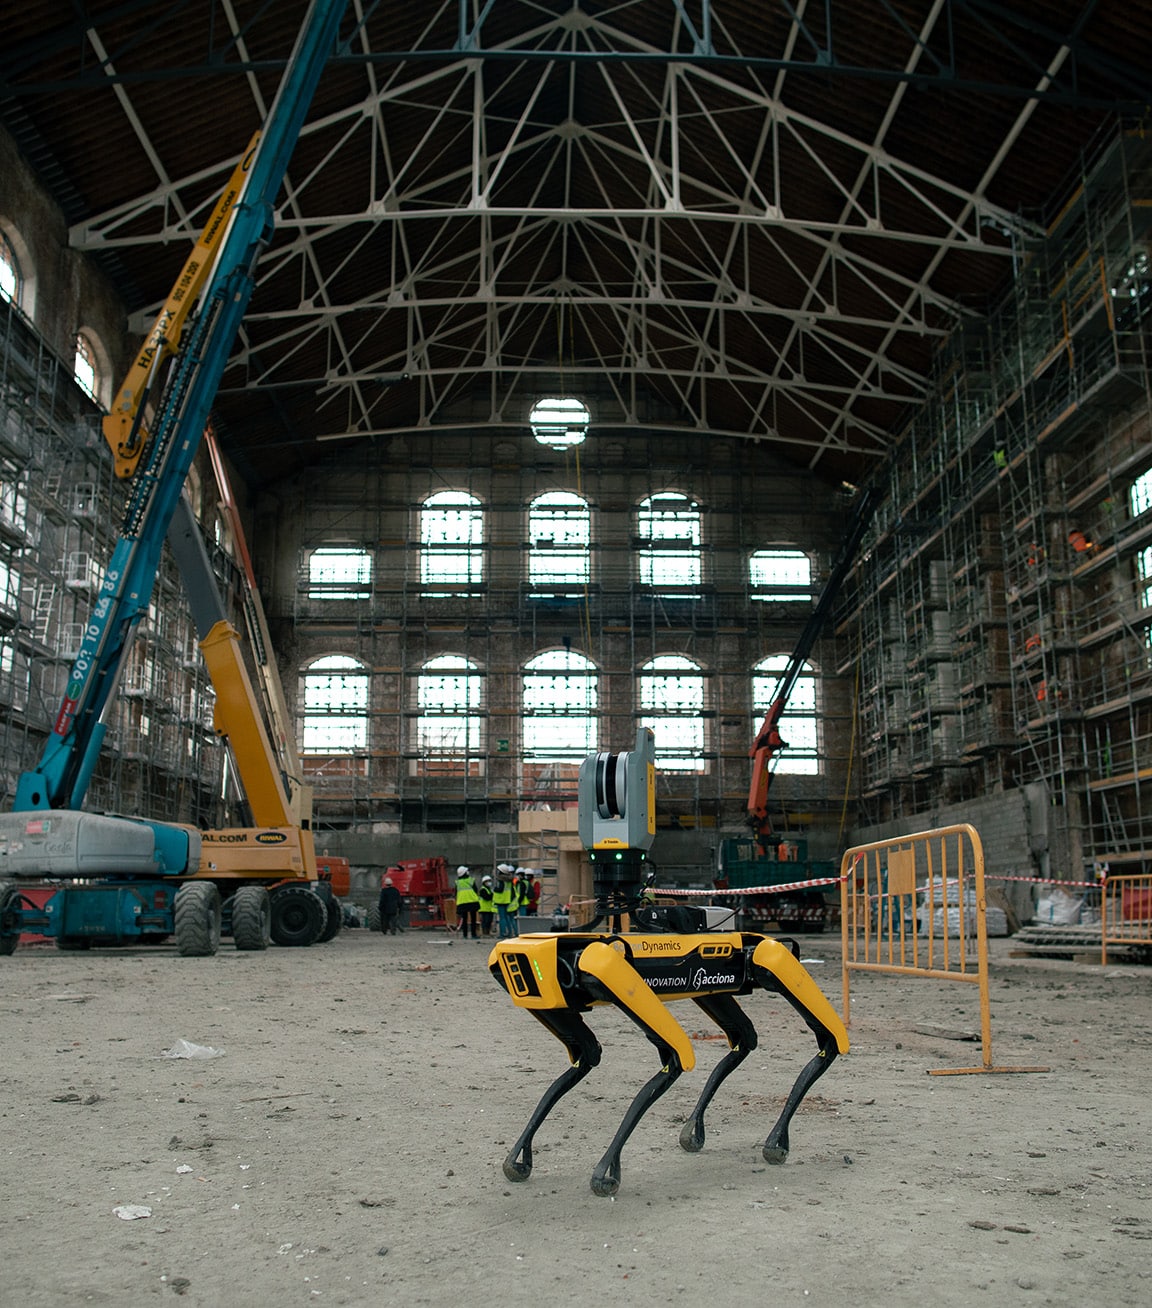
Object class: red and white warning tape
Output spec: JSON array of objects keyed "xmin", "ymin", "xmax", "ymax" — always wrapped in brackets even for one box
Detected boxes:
[
  {"xmin": 984, "ymin": 873, "xmax": 1102, "ymax": 888},
  {"xmin": 656, "ymin": 869, "xmax": 1108, "ymax": 899},
  {"xmin": 658, "ymin": 873, "xmax": 848, "ymax": 899}
]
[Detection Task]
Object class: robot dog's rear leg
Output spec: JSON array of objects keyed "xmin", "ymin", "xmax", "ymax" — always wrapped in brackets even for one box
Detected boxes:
[
  {"xmin": 762, "ymin": 1031, "xmax": 840, "ymax": 1164},
  {"xmin": 503, "ymin": 1008, "xmax": 602, "ymax": 1184},
  {"xmin": 679, "ymin": 994, "xmax": 758, "ymax": 1153},
  {"xmin": 590, "ymin": 1041, "xmax": 685, "ymax": 1198}
]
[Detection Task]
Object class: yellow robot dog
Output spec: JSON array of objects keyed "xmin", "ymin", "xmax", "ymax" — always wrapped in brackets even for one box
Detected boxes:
[{"xmin": 488, "ymin": 730, "xmax": 848, "ymax": 1198}]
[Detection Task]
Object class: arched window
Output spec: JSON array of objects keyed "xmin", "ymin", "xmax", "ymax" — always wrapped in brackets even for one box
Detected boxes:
[
  {"xmin": 308, "ymin": 547, "xmax": 372, "ymax": 599},
  {"xmin": 421, "ymin": 490, "xmax": 483, "ymax": 592},
  {"xmin": 522, "ymin": 648, "xmax": 598, "ymax": 762},
  {"xmin": 0, "ymin": 473, "xmax": 28, "ymax": 536},
  {"xmin": 750, "ymin": 548, "xmax": 811, "ymax": 602},
  {"xmin": 528, "ymin": 491, "xmax": 590, "ymax": 592},
  {"xmin": 301, "ymin": 655, "xmax": 369, "ymax": 753},
  {"xmin": 637, "ymin": 492, "xmax": 701, "ymax": 592},
  {"xmin": 0, "ymin": 550, "xmax": 20, "ymax": 616},
  {"xmin": 529, "ymin": 396, "xmax": 590, "ymax": 449},
  {"xmin": 74, "ymin": 333, "xmax": 98, "ymax": 400},
  {"xmin": 639, "ymin": 655, "xmax": 706, "ymax": 771},
  {"xmin": 1131, "ymin": 468, "xmax": 1152, "ymax": 519},
  {"xmin": 1126, "ymin": 472, "xmax": 1152, "ymax": 642},
  {"xmin": 752, "ymin": 655, "xmax": 819, "ymax": 774},
  {"xmin": 0, "ymin": 635, "xmax": 30, "ymax": 712},
  {"xmin": 414, "ymin": 654, "xmax": 484, "ymax": 776},
  {"xmin": 0, "ymin": 232, "xmax": 22, "ymax": 306}
]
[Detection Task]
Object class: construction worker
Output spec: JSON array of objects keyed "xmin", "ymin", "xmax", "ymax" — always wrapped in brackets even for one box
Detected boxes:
[
  {"xmin": 515, "ymin": 868, "xmax": 533, "ymax": 920},
  {"xmin": 477, "ymin": 873, "xmax": 495, "ymax": 938},
  {"xmin": 493, "ymin": 863, "xmax": 516, "ymax": 938},
  {"xmin": 454, "ymin": 865, "xmax": 480, "ymax": 940},
  {"xmin": 378, "ymin": 875, "xmax": 402, "ymax": 935},
  {"xmin": 510, "ymin": 868, "xmax": 521, "ymax": 913}
]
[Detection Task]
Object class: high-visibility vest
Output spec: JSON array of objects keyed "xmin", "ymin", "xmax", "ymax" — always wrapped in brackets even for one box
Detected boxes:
[
  {"xmin": 477, "ymin": 883, "xmax": 494, "ymax": 911},
  {"xmin": 493, "ymin": 879, "xmax": 512, "ymax": 907},
  {"xmin": 455, "ymin": 875, "xmax": 479, "ymax": 906}
]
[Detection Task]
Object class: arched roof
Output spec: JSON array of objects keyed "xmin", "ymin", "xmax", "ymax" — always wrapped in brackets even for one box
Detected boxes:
[{"xmin": 3, "ymin": 1, "xmax": 1150, "ymax": 487}]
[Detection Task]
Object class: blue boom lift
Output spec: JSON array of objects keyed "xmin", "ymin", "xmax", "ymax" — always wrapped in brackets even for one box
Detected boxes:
[{"xmin": 0, "ymin": 0, "xmax": 350, "ymax": 956}]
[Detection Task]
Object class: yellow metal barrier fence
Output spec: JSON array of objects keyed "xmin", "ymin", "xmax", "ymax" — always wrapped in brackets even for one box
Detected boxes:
[
  {"xmin": 840, "ymin": 823, "xmax": 1047, "ymax": 1076},
  {"xmin": 1101, "ymin": 873, "xmax": 1152, "ymax": 965}
]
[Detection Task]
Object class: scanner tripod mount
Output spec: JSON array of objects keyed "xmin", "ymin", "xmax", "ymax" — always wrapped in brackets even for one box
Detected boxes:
[{"xmin": 583, "ymin": 849, "xmax": 651, "ymax": 930}]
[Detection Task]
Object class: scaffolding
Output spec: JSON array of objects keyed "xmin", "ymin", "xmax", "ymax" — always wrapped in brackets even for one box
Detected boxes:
[
  {"xmin": 0, "ymin": 295, "xmax": 232, "ymax": 828},
  {"xmin": 840, "ymin": 123, "xmax": 1152, "ymax": 879}
]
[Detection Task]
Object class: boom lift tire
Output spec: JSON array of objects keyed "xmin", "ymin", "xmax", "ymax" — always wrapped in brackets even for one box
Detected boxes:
[
  {"xmin": 367, "ymin": 905, "xmax": 381, "ymax": 932},
  {"xmin": 0, "ymin": 882, "xmax": 20, "ymax": 955},
  {"xmin": 317, "ymin": 896, "xmax": 343, "ymax": 943},
  {"xmin": 231, "ymin": 885, "xmax": 271, "ymax": 951},
  {"xmin": 175, "ymin": 882, "xmax": 222, "ymax": 957},
  {"xmin": 269, "ymin": 885, "xmax": 325, "ymax": 947}
]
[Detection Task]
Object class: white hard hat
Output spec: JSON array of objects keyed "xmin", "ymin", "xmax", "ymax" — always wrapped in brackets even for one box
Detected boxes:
[
  {"xmin": 482, "ymin": 875, "xmax": 493, "ymax": 885},
  {"xmin": 497, "ymin": 863, "xmax": 513, "ymax": 874},
  {"xmin": 456, "ymin": 865, "xmax": 470, "ymax": 875}
]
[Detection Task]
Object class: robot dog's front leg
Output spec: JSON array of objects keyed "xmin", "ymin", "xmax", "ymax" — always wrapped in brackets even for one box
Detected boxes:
[
  {"xmin": 751, "ymin": 937, "xmax": 849, "ymax": 1165},
  {"xmin": 503, "ymin": 1007, "xmax": 602, "ymax": 1183},
  {"xmin": 590, "ymin": 1039, "xmax": 686, "ymax": 1197},
  {"xmin": 761, "ymin": 1030, "xmax": 841, "ymax": 1163},
  {"xmin": 579, "ymin": 940, "xmax": 696, "ymax": 1197}
]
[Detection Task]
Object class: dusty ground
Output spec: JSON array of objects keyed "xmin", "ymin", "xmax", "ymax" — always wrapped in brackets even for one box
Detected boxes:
[{"xmin": 1, "ymin": 922, "xmax": 1149, "ymax": 1307}]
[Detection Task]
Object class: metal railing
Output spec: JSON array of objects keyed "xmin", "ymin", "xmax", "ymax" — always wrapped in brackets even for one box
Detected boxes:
[{"xmin": 840, "ymin": 823, "xmax": 1048, "ymax": 1076}]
